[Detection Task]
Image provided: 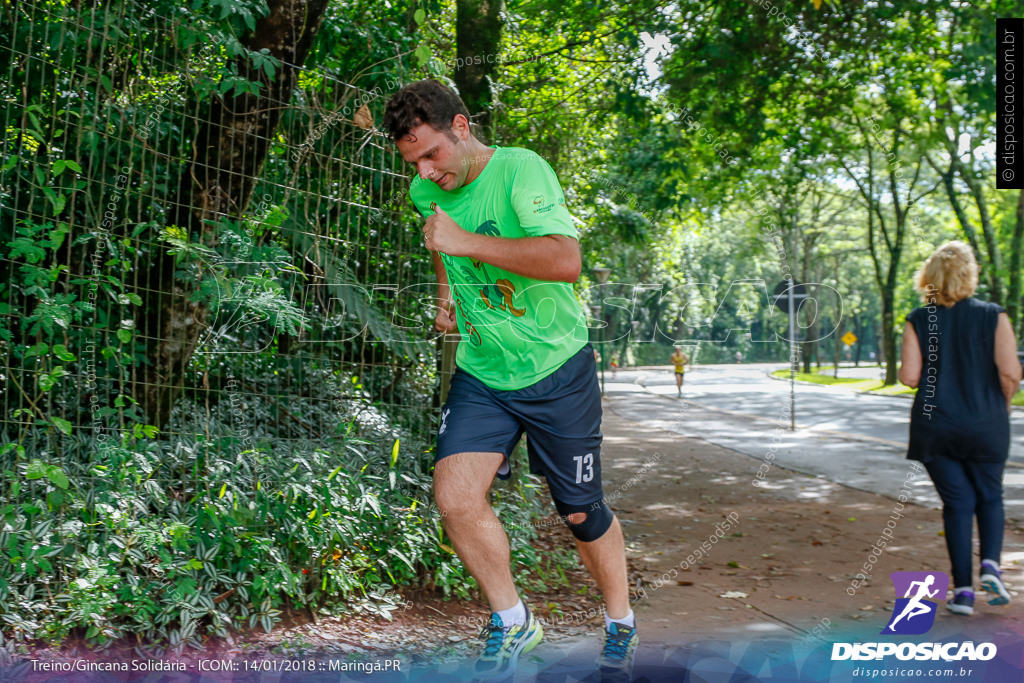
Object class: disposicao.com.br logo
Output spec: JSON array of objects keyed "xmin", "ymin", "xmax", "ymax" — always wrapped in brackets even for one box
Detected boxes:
[{"xmin": 831, "ymin": 571, "xmax": 997, "ymax": 662}]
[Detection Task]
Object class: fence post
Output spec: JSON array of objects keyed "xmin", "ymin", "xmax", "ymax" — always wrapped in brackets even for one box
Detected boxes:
[{"xmin": 439, "ymin": 333, "xmax": 460, "ymax": 406}]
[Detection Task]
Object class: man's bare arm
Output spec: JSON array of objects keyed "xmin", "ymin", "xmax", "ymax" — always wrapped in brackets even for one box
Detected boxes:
[
  {"xmin": 422, "ymin": 205, "xmax": 581, "ymax": 283},
  {"xmin": 456, "ymin": 233, "xmax": 581, "ymax": 283},
  {"xmin": 432, "ymin": 251, "xmax": 457, "ymax": 332}
]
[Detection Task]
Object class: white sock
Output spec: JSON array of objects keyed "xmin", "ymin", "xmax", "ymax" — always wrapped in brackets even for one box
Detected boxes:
[
  {"xmin": 981, "ymin": 559, "xmax": 999, "ymax": 573},
  {"xmin": 496, "ymin": 599, "xmax": 526, "ymax": 627},
  {"xmin": 953, "ymin": 586, "xmax": 973, "ymax": 596},
  {"xmin": 605, "ymin": 609, "xmax": 635, "ymax": 630}
]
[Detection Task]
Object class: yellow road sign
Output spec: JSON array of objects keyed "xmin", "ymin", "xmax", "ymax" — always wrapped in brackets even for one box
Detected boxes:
[{"xmin": 842, "ymin": 331, "xmax": 858, "ymax": 346}]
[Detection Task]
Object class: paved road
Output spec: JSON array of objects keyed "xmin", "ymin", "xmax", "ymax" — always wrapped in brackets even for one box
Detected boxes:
[{"xmin": 602, "ymin": 363, "xmax": 1024, "ymax": 519}]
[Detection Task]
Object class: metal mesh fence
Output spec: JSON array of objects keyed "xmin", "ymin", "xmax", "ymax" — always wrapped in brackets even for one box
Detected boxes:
[
  {"xmin": 2, "ymin": 0, "xmax": 438, "ymax": 460},
  {"xmin": 0, "ymin": 0, "xmax": 451, "ymax": 646}
]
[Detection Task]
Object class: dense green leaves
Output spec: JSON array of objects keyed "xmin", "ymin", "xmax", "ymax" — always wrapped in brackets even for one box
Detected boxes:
[{"xmin": 0, "ymin": 0, "xmax": 571, "ymax": 653}]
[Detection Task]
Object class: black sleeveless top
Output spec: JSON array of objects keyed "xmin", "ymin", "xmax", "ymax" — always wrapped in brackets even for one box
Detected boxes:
[{"xmin": 906, "ymin": 298, "xmax": 1009, "ymax": 463}]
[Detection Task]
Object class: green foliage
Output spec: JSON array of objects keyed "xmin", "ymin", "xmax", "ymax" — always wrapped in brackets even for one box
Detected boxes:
[
  {"xmin": 0, "ymin": 0, "xmax": 492, "ymax": 655},
  {"xmin": 0, "ymin": 381, "xmax": 479, "ymax": 652},
  {"xmin": 0, "ymin": 199, "xmax": 469, "ymax": 650}
]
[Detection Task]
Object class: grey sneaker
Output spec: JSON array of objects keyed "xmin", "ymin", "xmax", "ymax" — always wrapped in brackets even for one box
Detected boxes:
[{"xmin": 598, "ymin": 622, "xmax": 638, "ymax": 682}]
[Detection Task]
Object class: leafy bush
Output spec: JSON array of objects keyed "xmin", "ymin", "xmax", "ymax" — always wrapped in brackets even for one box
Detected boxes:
[{"xmin": 0, "ymin": 348, "xmax": 554, "ymax": 655}]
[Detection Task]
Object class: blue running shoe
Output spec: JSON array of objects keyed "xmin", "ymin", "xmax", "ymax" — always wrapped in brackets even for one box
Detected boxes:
[
  {"xmin": 981, "ymin": 561, "xmax": 1011, "ymax": 606},
  {"xmin": 473, "ymin": 604, "xmax": 543, "ymax": 681}
]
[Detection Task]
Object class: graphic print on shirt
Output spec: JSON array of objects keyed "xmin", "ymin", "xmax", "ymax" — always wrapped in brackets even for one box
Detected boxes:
[
  {"xmin": 468, "ymin": 220, "xmax": 501, "ymax": 269},
  {"xmin": 443, "ymin": 219, "xmax": 528, "ymax": 347},
  {"xmin": 470, "ymin": 221, "xmax": 528, "ymax": 317}
]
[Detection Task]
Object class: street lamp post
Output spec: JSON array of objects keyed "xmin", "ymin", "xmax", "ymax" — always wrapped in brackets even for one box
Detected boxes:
[{"xmin": 593, "ymin": 267, "xmax": 612, "ymax": 395}]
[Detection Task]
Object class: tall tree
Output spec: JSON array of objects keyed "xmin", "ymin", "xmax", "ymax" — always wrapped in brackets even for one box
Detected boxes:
[
  {"xmin": 137, "ymin": 0, "xmax": 331, "ymax": 428},
  {"xmin": 454, "ymin": 0, "xmax": 504, "ymax": 132},
  {"xmin": 836, "ymin": 110, "xmax": 937, "ymax": 385},
  {"xmin": 920, "ymin": 0, "xmax": 1024, "ymax": 322},
  {"xmin": 1010, "ymin": 190, "xmax": 1024, "ymax": 332}
]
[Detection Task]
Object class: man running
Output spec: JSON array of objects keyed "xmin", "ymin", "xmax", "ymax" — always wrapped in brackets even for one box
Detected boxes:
[
  {"xmin": 384, "ymin": 80, "xmax": 636, "ymax": 681},
  {"xmin": 670, "ymin": 346, "xmax": 688, "ymax": 397}
]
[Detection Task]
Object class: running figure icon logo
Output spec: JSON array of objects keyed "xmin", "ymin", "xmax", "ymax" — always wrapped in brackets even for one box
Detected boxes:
[{"xmin": 882, "ymin": 571, "xmax": 950, "ymax": 635}]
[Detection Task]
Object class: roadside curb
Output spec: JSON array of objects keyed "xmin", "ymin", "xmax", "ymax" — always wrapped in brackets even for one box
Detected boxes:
[
  {"xmin": 763, "ymin": 368, "xmax": 1024, "ymax": 411},
  {"xmin": 763, "ymin": 367, "xmax": 913, "ymax": 398}
]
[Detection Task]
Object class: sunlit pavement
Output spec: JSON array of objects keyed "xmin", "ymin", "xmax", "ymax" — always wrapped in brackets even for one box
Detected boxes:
[{"xmin": 601, "ymin": 363, "xmax": 1024, "ymax": 520}]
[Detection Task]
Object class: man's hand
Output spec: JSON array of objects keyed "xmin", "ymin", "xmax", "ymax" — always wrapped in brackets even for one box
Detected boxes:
[
  {"xmin": 424, "ymin": 204, "xmax": 471, "ymax": 256},
  {"xmin": 435, "ymin": 298, "xmax": 458, "ymax": 333}
]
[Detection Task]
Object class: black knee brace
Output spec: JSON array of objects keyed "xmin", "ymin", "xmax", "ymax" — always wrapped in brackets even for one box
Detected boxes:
[{"xmin": 553, "ymin": 497, "xmax": 614, "ymax": 542}]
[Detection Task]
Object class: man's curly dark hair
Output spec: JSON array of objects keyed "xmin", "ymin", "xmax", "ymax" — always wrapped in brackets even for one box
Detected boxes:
[{"xmin": 383, "ymin": 79, "xmax": 471, "ymax": 142}]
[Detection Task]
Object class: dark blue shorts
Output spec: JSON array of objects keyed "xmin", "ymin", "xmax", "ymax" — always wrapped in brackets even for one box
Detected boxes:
[{"xmin": 437, "ymin": 344, "xmax": 604, "ymax": 506}]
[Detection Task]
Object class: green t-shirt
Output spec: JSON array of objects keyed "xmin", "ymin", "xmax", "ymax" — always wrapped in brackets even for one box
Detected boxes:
[{"xmin": 409, "ymin": 147, "xmax": 588, "ymax": 390}]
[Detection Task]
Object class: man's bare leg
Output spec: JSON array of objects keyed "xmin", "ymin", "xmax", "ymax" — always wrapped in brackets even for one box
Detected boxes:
[
  {"xmin": 434, "ymin": 451, "xmax": 519, "ymax": 611},
  {"xmin": 570, "ymin": 513, "xmax": 631, "ymax": 619}
]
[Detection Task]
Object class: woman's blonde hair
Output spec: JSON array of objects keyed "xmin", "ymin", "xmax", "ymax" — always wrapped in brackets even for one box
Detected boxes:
[{"xmin": 914, "ymin": 241, "xmax": 979, "ymax": 307}]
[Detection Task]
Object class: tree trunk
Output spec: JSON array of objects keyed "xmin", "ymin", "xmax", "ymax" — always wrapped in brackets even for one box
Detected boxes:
[
  {"xmin": 455, "ymin": 0, "xmax": 504, "ymax": 132},
  {"xmin": 880, "ymin": 161, "xmax": 907, "ymax": 386},
  {"xmin": 853, "ymin": 311, "xmax": 862, "ymax": 366},
  {"xmin": 931, "ymin": 152, "xmax": 1005, "ymax": 303},
  {"xmin": 857, "ymin": 136, "xmax": 904, "ymax": 386},
  {"xmin": 867, "ymin": 208, "xmax": 903, "ymax": 386},
  {"xmin": 934, "ymin": 157, "xmax": 990, "ymax": 285},
  {"xmin": 867, "ymin": 210, "xmax": 902, "ymax": 386},
  {"xmin": 135, "ymin": 0, "xmax": 332, "ymax": 428},
  {"xmin": 878, "ymin": 214, "xmax": 904, "ymax": 387},
  {"xmin": 953, "ymin": 154, "xmax": 1004, "ymax": 304},
  {"xmin": 881, "ymin": 287, "xmax": 897, "ymax": 385},
  {"xmin": 801, "ymin": 287, "xmax": 816, "ymax": 373},
  {"xmin": 833, "ymin": 315, "xmax": 841, "ymax": 378}
]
